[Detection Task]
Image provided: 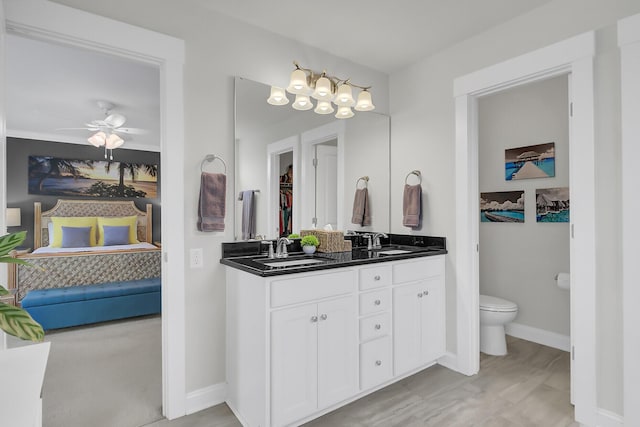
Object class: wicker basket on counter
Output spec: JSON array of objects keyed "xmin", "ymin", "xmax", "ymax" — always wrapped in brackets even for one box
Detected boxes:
[{"xmin": 300, "ymin": 229, "xmax": 347, "ymax": 253}]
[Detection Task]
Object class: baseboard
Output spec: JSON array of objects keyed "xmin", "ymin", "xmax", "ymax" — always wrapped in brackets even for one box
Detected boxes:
[
  {"xmin": 185, "ymin": 382, "xmax": 227, "ymax": 415},
  {"xmin": 596, "ymin": 408, "xmax": 623, "ymax": 427},
  {"xmin": 505, "ymin": 322, "xmax": 570, "ymax": 352},
  {"xmin": 437, "ymin": 352, "xmax": 461, "ymax": 373}
]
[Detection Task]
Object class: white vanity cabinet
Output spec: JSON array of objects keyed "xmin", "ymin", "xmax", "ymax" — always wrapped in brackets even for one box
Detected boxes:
[
  {"xmin": 225, "ymin": 254, "xmax": 445, "ymax": 427},
  {"xmin": 271, "ymin": 295, "xmax": 357, "ymax": 426},
  {"xmin": 392, "ymin": 257, "xmax": 446, "ymax": 375}
]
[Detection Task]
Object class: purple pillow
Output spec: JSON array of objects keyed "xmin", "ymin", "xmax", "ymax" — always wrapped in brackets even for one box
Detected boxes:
[
  {"xmin": 61, "ymin": 226, "xmax": 92, "ymax": 248},
  {"xmin": 103, "ymin": 225, "xmax": 131, "ymax": 246}
]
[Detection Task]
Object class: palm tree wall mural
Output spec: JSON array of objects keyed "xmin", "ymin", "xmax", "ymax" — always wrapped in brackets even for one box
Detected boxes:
[{"xmin": 28, "ymin": 156, "xmax": 158, "ymax": 198}]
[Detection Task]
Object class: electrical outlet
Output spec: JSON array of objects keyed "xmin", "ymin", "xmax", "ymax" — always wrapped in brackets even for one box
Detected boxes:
[{"xmin": 190, "ymin": 248, "xmax": 203, "ymax": 268}]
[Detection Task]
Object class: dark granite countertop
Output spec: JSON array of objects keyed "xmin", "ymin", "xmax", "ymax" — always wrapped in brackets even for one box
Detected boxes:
[{"xmin": 221, "ymin": 234, "xmax": 447, "ymax": 277}]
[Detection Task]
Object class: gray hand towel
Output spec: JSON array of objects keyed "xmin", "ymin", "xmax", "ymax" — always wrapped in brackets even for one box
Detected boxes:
[
  {"xmin": 197, "ymin": 172, "xmax": 226, "ymax": 232},
  {"xmin": 403, "ymin": 184, "xmax": 422, "ymax": 228},
  {"xmin": 239, "ymin": 190, "xmax": 256, "ymax": 240},
  {"xmin": 351, "ymin": 188, "xmax": 371, "ymax": 226}
]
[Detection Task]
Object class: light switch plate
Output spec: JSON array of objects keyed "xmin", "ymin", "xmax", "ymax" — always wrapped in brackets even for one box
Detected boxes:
[{"xmin": 190, "ymin": 248, "xmax": 203, "ymax": 268}]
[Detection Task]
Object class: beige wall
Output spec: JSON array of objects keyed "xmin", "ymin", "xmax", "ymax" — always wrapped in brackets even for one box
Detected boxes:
[{"xmin": 389, "ymin": 0, "xmax": 640, "ymax": 414}]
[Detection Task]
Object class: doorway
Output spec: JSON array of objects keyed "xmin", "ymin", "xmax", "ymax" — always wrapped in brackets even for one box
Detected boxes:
[
  {"xmin": 453, "ymin": 32, "xmax": 597, "ymax": 425},
  {"xmin": 2, "ymin": 1, "xmax": 186, "ymax": 419}
]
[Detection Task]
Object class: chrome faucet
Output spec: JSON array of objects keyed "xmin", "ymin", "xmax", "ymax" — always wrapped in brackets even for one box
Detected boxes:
[
  {"xmin": 372, "ymin": 232, "xmax": 388, "ymax": 250},
  {"xmin": 276, "ymin": 237, "xmax": 292, "ymax": 258}
]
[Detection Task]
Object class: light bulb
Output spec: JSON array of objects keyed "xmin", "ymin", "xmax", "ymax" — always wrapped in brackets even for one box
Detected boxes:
[
  {"xmin": 354, "ymin": 90, "xmax": 375, "ymax": 111},
  {"xmin": 335, "ymin": 106, "xmax": 354, "ymax": 119},
  {"xmin": 267, "ymin": 86, "xmax": 289, "ymax": 105},
  {"xmin": 312, "ymin": 76, "xmax": 334, "ymax": 101},
  {"xmin": 314, "ymin": 100, "xmax": 334, "ymax": 115},
  {"xmin": 287, "ymin": 68, "xmax": 310, "ymax": 94},
  {"xmin": 292, "ymin": 94, "xmax": 313, "ymax": 111},
  {"xmin": 88, "ymin": 131, "xmax": 106, "ymax": 147},
  {"xmin": 334, "ymin": 84, "xmax": 355, "ymax": 107}
]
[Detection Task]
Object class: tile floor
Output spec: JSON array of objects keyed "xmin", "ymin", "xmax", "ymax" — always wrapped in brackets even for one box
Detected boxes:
[{"xmin": 145, "ymin": 336, "xmax": 575, "ymax": 427}]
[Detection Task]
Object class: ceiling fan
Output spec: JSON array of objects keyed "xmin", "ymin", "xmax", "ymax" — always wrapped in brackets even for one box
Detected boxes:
[{"xmin": 57, "ymin": 100, "xmax": 147, "ymax": 159}]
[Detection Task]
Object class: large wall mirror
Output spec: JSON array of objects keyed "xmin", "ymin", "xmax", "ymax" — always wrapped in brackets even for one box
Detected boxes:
[{"xmin": 234, "ymin": 77, "xmax": 390, "ymax": 240}]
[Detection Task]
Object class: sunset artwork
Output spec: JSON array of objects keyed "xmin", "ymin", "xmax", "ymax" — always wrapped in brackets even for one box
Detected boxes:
[{"xmin": 28, "ymin": 156, "xmax": 158, "ymax": 198}]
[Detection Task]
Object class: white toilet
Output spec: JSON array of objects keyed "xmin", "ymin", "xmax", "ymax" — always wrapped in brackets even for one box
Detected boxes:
[{"xmin": 479, "ymin": 294, "xmax": 518, "ymax": 356}]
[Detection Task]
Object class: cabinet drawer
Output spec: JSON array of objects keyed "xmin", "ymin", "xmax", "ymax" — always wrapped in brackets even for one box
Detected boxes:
[
  {"xmin": 359, "ymin": 265, "xmax": 392, "ymax": 291},
  {"xmin": 360, "ymin": 336, "xmax": 393, "ymax": 390},
  {"xmin": 393, "ymin": 256, "xmax": 444, "ymax": 284},
  {"xmin": 271, "ymin": 270, "xmax": 356, "ymax": 308},
  {"xmin": 359, "ymin": 288, "xmax": 390, "ymax": 316},
  {"xmin": 360, "ymin": 312, "xmax": 390, "ymax": 342}
]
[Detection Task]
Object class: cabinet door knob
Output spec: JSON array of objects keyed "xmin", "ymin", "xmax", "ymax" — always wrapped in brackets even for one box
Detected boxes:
[
  {"xmin": 375, "ymin": 360, "xmax": 382, "ymax": 366},
  {"xmin": 374, "ymin": 299, "xmax": 381, "ymax": 305},
  {"xmin": 423, "ymin": 290, "xmax": 429, "ymax": 296},
  {"xmin": 417, "ymin": 293, "xmax": 423, "ymax": 298},
  {"xmin": 374, "ymin": 275, "xmax": 381, "ymax": 281},
  {"xmin": 375, "ymin": 324, "xmax": 381, "ymax": 330},
  {"xmin": 320, "ymin": 314, "xmax": 328, "ymax": 321},
  {"xmin": 311, "ymin": 316, "xmax": 318, "ymax": 323}
]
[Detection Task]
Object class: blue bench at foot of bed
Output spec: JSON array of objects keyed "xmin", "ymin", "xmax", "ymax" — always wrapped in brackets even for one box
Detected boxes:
[{"xmin": 21, "ymin": 277, "xmax": 161, "ymax": 330}]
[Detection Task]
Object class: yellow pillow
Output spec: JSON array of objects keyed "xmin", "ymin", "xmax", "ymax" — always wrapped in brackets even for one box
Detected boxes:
[
  {"xmin": 97, "ymin": 216, "xmax": 139, "ymax": 245},
  {"xmin": 50, "ymin": 217, "xmax": 98, "ymax": 247}
]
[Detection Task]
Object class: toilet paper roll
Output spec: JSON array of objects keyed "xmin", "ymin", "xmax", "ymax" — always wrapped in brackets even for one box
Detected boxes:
[{"xmin": 555, "ymin": 272, "xmax": 570, "ymax": 291}]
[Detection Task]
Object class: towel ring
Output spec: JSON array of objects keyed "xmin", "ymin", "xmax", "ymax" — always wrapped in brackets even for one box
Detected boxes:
[
  {"xmin": 356, "ymin": 176, "xmax": 369, "ymax": 189},
  {"xmin": 405, "ymin": 170, "xmax": 422, "ymax": 185},
  {"xmin": 201, "ymin": 154, "xmax": 227, "ymax": 174}
]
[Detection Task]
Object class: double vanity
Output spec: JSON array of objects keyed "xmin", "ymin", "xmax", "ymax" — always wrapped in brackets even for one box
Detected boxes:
[{"xmin": 222, "ymin": 234, "xmax": 447, "ymax": 427}]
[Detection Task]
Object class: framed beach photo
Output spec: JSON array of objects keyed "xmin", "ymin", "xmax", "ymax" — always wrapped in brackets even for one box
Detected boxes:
[
  {"xmin": 480, "ymin": 191, "xmax": 525, "ymax": 223},
  {"xmin": 28, "ymin": 156, "xmax": 158, "ymax": 198},
  {"xmin": 505, "ymin": 142, "xmax": 555, "ymax": 181},
  {"xmin": 536, "ymin": 187, "xmax": 570, "ymax": 223}
]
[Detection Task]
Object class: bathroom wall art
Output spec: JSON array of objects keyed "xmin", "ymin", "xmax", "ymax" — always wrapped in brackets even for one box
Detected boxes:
[
  {"xmin": 28, "ymin": 155, "xmax": 158, "ymax": 198},
  {"xmin": 505, "ymin": 142, "xmax": 555, "ymax": 181},
  {"xmin": 480, "ymin": 191, "xmax": 525, "ymax": 223},
  {"xmin": 536, "ymin": 187, "xmax": 570, "ymax": 222}
]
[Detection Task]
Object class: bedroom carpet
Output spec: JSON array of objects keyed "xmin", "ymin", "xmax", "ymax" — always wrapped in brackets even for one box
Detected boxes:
[{"xmin": 8, "ymin": 314, "xmax": 163, "ymax": 427}]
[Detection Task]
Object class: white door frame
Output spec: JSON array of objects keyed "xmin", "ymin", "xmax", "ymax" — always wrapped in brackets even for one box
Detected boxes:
[
  {"xmin": 453, "ymin": 32, "xmax": 597, "ymax": 425},
  {"xmin": 3, "ymin": 1, "xmax": 187, "ymax": 419},
  {"xmin": 300, "ymin": 120, "xmax": 345, "ymax": 231},
  {"xmin": 619, "ymin": 12, "xmax": 640, "ymax": 426},
  {"xmin": 267, "ymin": 135, "xmax": 299, "ymax": 239}
]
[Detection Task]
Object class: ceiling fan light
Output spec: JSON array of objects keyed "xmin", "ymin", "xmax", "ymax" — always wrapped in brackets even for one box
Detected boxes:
[
  {"xmin": 105, "ymin": 133, "xmax": 124, "ymax": 149},
  {"xmin": 292, "ymin": 94, "xmax": 313, "ymax": 111},
  {"xmin": 354, "ymin": 89, "xmax": 375, "ymax": 112},
  {"xmin": 314, "ymin": 100, "xmax": 334, "ymax": 115},
  {"xmin": 88, "ymin": 131, "xmax": 106, "ymax": 147},
  {"xmin": 334, "ymin": 84, "xmax": 355, "ymax": 107},
  {"xmin": 335, "ymin": 106, "xmax": 354, "ymax": 119},
  {"xmin": 312, "ymin": 76, "xmax": 333, "ymax": 101},
  {"xmin": 267, "ymin": 86, "xmax": 289, "ymax": 106},
  {"xmin": 287, "ymin": 68, "xmax": 310, "ymax": 95}
]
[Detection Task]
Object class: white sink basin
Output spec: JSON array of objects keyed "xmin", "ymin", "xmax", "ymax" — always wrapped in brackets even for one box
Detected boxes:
[
  {"xmin": 378, "ymin": 249, "xmax": 412, "ymax": 255},
  {"xmin": 261, "ymin": 258, "xmax": 328, "ymax": 268}
]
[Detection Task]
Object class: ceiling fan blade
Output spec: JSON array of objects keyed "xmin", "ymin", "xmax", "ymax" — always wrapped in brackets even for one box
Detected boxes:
[
  {"xmin": 115, "ymin": 127, "xmax": 148, "ymax": 135},
  {"xmin": 56, "ymin": 127, "xmax": 94, "ymax": 131},
  {"xmin": 104, "ymin": 113, "xmax": 126, "ymax": 128}
]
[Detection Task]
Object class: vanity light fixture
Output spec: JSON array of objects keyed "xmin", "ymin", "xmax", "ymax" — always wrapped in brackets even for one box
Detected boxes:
[
  {"xmin": 87, "ymin": 131, "xmax": 124, "ymax": 160},
  {"xmin": 267, "ymin": 61, "xmax": 375, "ymax": 119}
]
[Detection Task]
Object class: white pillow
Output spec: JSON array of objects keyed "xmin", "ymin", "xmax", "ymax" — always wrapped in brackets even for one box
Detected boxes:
[{"xmin": 47, "ymin": 222, "xmax": 54, "ymax": 247}]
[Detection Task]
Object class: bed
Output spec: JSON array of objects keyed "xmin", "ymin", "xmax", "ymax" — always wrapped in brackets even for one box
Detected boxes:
[{"xmin": 9, "ymin": 199, "xmax": 162, "ymax": 330}]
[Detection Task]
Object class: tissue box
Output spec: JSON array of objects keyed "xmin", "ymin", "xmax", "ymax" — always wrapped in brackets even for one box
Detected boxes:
[{"xmin": 301, "ymin": 230, "xmax": 345, "ymax": 253}]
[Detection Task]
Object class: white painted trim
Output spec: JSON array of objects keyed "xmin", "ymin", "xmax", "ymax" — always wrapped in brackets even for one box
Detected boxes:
[
  {"xmin": 437, "ymin": 352, "xmax": 461, "ymax": 373},
  {"xmin": 3, "ymin": 0, "xmax": 187, "ymax": 419},
  {"xmin": 0, "ymin": 0, "xmax": 6, "ymax": 236},
  {"xmin": 454, "ymin": 31, "xmax": 596, "ymax": 426},
  {"xmin": 267, "ymin": 135, "xmax": 299, "ymax": 239},
  {"xmin": 619, "ymin": 12, "xmax": 640, "ymax": 427},
  {"xmin": 185, "ymin": 382, "xmax": 227, "ymax": 416},
  {"xmin": 6, "ymin": 129, "xmax": 161, "ymax": 152},
  {"xmin": 505, "ymin": 323, "xmax": 570, "ymax": 352},
  {"xmin": 300, "ymin": 120, "xmax": 345, "ymax": 231},
  {"xmin": 596, "ymin": 408, "xmax": 623, "ymax": 427}
]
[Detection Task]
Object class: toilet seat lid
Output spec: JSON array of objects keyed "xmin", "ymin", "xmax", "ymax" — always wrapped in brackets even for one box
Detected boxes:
[{"xmin": 480, "ymin": 294, "xmax": 518, "ymax": 312}]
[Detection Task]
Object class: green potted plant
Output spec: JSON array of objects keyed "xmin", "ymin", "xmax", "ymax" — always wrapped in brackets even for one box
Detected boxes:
[
  {"xmin": 300, "ymin": 235, "xmax": 320, "ymax": 255},
  {"xmin": 0, "ymin": 231, "xmax": 45, "ymax": 343},
  {"xmin": 287, "ymin": 233, "xmax": 300, "ymax": 239}
]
